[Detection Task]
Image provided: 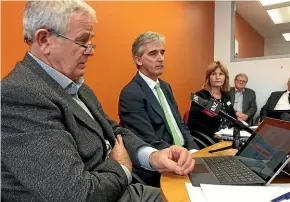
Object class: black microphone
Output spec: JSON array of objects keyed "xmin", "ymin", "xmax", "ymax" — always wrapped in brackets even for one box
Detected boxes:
[{"xmin": 190, "ymin": 93, "xmax": 255, "ymax": 135}]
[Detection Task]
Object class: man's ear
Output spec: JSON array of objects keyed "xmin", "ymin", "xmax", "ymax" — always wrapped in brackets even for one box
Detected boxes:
[
  {"xmin": 34, "ymin": 29, "xmax": 51, "ymax": 55},
  {"xmin": 134, "ymin": 56, "xmax": 142, "ymax": 66}
]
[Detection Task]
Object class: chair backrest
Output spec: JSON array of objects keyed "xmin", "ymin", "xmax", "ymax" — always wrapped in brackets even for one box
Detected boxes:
[
  {"xmin": 191, "ymin": 130, "xmax": 216, "ymax": 149},
  {"xmin": 253, "ymin": 116, "xmax": 261, "ymax": 126},
  {"xmin": 183, "ymin": 110, "xmax": 215, "ymax": 149},
  {"xmin": 247, "ymin": 116, "xmax": 254, "ymax": 126},
  {"xmin": 183, "ymin": 111, "xmax": 190, "ymax": 126}
]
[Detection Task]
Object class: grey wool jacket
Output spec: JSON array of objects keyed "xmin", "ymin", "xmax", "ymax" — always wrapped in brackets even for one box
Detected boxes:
[{"xmin": 1, "ymin": 53, "xmax": 148, "ymax": 202}]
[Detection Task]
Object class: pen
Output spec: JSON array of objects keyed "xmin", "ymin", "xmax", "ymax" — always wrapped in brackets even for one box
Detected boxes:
[{"xmin": 270, "ymin": 192, "xmax": 290, "ymax": 202}]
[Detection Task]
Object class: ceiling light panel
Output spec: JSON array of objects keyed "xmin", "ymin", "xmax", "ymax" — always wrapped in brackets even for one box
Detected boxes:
[
  {"xmin": 282, "ymin": 33, "xmax": 290, "ymax": 41},
  {"xmin": 259, "ymin": 0, "xmax": 290, "ymax": 6},
  {"xmin": 267, "ymin": 6, "xmax": 290, "ymax": 24}
]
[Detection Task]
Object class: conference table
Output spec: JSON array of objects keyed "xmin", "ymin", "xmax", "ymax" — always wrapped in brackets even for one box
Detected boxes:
[{"xmin": 160, "ymin": 141, "xmax": 290, "ymax": 202}]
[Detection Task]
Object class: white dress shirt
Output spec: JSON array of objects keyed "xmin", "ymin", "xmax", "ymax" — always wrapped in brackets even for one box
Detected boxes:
[
  {"xmin": 274, "ymin": 91, "xmax": 290, "ymax": 110},
  {"xmin": 233, "ymin": 88, "xmax": 244, "ymax": 112}
]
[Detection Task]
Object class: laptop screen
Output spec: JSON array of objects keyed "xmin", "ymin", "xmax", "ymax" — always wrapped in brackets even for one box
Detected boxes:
[{"xmin": 236, "ymin": 120, "xmax": 290, "ymax": 182}]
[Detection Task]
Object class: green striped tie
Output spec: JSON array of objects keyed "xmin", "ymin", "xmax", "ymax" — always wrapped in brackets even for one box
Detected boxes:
[{"xmin": 155, "ymin": 83, "xmax": 182, "ymax": 146}]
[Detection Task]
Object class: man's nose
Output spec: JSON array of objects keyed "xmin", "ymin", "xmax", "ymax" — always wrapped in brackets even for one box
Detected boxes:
[
  {"xmin": 85, "ymin": 48, "xmax": 94, "ymax": 56},
  {"xmin": 89, "ymin": 48, "xmax": 94, "ymax": 56},
  {"xmin": 158, "ymin": 53, "xmax": 164, "ymax": 61}
]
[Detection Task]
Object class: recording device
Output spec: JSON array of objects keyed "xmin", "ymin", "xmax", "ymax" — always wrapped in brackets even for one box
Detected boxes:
[
  {"xmin": 190, "ymin": 93, "xmax": 257, "ymax": 152},
  {"xmin": 190, "ymin": 93, "xmax": 255, "ymax": 135}
]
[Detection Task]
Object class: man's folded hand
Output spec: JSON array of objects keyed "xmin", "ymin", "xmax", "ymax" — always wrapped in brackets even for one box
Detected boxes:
[
  {"xmin": 110, "ymin": 135, "xmax": 133, "ymax": 172},
  {"xmin": 149, "ymin": 146, "xmax": 195, "ymax": 175}
]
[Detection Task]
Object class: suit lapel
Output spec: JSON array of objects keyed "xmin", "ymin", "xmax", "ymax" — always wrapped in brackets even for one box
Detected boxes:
[
  {"xmin": 78, "ymin": 87, "xmax": 115, "ymax": 144},
  {"xmin": 242, "ymin": 89, "xmax": 249, "ymax": 113},
  {"xmin": 62, "ymin": 93, "xmax": 105, "ymax": 138},
  {"xmin": 134, "ymin": 73, "xmax": 169, "ymax": 128},
  {"xmin": 21, "ymin": 53, "xmax": 106, "ymax": 140},
  {"xmin": 230, "ymin": 88, "xmax": 235, "ymax": 104}
]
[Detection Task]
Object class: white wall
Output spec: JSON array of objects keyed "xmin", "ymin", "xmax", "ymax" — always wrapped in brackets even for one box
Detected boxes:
[
  {"xmin": 214, "ymin": 1, "xmax": 290, "ymax": 116},
  {"xmin": 264, "ymin": 36, "xmax": 290, "ymax": 56}
]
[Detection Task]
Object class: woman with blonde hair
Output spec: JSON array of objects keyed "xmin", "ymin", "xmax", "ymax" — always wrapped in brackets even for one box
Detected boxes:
[{"xmin": 188, "ymin": 61, "xmax": 236, "ymax": 147}]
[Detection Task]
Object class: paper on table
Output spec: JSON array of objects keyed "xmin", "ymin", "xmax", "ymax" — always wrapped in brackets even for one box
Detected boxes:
[
  {"xmin": 200, "ymin": 184, "xmax": 290, "ymax": 202},
  {"xmin": 215, "ymin": 128, "xmax": 252, "ymax": 137},
  {"xmin": 269, "ymin": 183, "xmax": 290, "ymax": 188},
  {"xmin": 185, "ymin": 183, "xmax": 207, "ymax": 202},
  {"xmin": 250, "ymin": 126, "xmax": 258, "ymax": 130}
]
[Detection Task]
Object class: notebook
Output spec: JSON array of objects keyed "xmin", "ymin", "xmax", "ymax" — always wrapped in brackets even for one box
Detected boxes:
[
  {"xmin": 214, "ymin": 127, "xmax": 253, "ymax": 142},
  {"xmin": 185, "ymin": 183, "xmax": 290, "ymax": 202}
]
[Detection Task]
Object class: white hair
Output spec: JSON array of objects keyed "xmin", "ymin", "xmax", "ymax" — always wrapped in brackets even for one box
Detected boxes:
[
  {"xmin": 23, "ymin": 0, "xmax": 96, "ymax": 44},
  {"xmin": 132, "ymin": 31, "xmax": 165, "ymax": 58},
  {"xmin": 235, "ymin": 73, "xmax": 248, "ymax": 82}
]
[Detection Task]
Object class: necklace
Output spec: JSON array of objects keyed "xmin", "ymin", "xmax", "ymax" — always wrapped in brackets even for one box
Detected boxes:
[{"xmin": 209, "ymin": 90, "xmax": 221, "ymax": 100}]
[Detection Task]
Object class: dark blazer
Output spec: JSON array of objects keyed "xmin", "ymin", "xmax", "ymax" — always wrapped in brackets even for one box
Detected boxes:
[
  {"xmin": 260, "ymin": 91, "xmax": 287, "ymax": 120},
  {"xmin": 188, "ymin": 89, "xmax": 236, "ymax": 141},
  {"xmin": 1, "ymin": 53, "xmax": 148, "ymax": 202},
  {"xmin": 230, "ymin": 87, "xmax": 257, "ymax": 120},
  {"xmin": 118, "ymin": 73, "xmax": 198, "ymax": 151}
]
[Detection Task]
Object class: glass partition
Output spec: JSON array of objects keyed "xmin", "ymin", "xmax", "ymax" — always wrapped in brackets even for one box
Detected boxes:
[{"xmin": 231, "ymin": 1, "xmax": 290, "ymax": 61}]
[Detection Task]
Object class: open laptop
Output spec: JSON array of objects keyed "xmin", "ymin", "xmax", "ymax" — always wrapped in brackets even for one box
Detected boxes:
[{"xmin": 189, "ymin": 118, "xmax": 290, "ymax": 186}]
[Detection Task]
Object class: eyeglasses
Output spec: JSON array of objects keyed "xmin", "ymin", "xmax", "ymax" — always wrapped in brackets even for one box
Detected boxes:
[
  {"xmin": 235, "ymin": 79, "xmax": 247, "ymax": 84},
  {"xmin": 48, "ymin": 29, "xmax": 95, "ymax": 54}
]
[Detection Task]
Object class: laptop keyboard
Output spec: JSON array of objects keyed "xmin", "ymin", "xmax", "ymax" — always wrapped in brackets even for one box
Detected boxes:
[{"xmin": 204, "ymin": 156, "xmax": 262, "ymax": 183}]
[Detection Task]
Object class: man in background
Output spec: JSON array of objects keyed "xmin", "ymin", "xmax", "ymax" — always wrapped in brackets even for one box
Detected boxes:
[
  {"xmin": 1, "ymin": 1, "xmax": 195, "ymax": 201},
  {"xmin": 230, "ymin": 73, "xmax": 257, "ymax": 124},
  {"xmin": 260, "ymin": 78, "xmax": 290, "ymax": 121},
  {"xmin": 118, "ymin": 31, "xmax": 198, "ymax": 186}
]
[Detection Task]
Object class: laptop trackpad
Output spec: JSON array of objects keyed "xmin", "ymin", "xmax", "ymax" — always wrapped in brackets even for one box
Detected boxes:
[
  {"xmin": 189, "ymin": 158, "xmax": 219, "ymax": 186},
  {"xmin": 194, "ymin": 164, "xmax": 210, "ymax": 173}
]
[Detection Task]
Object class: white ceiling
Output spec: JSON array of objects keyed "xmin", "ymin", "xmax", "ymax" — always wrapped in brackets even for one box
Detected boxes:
[{"xmin": 236, "ymin": 1, "xmax": 290, "ymax": 39}]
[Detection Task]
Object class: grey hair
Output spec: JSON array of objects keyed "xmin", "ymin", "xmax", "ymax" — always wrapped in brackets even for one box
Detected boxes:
[
  {"xmin": 23, "ymin": 0, "xmax": 96, "ymax": 44},
  {"xmin": 132, "ymin": 31, "xmax": 165, "ymax": 58},
  {"xmin": 235, "ymin": 73, "xmax": 248, "ymax": 82}
]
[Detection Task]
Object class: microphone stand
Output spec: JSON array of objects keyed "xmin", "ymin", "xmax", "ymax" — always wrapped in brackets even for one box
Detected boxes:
[
  {"xmin": 209, "ymin": 126, "xmax": 243, "ymax": 153},
  {"xmin": 208, "ymin": 110, "xmax": 257, "ymax": 153},
  {"xmin": 190, "ymin": 94, "xmax": 257, "ymax": 153}
]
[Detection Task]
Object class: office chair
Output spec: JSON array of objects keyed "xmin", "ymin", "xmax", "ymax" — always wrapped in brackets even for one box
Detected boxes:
[
  {"xmin": 191, "ymin": 130, "xmax": 216, "ymax": 149},
  {"xmin": 247, "ymin": 116, "xmax": 255, "ymax": 126},
  {"xmin": 253, "ymin": 116, "xmax": 262, "ymax": 126},
  {"xmin": 183, "ymin": 111, "xmax": 190, "ymax": 126},
  {"xmin": 183, "ymin": 111, "xmax": 216, "ymax": 149}
]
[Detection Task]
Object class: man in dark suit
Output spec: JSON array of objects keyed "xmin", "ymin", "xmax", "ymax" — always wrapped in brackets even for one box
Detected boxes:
[
  {"xmin": 230, "ymin": 73, "xmax": 257, "ymax": 124},
  {"xmin": 1, "ymin": 2, "xmax": 195, "ymax": 202},
  {"xmin": 118, "ymin": 31, "xmax": 198, "ymax": 186},
  {"xmin": 260, "ymin": 78, "xmax": 290, "ymax": 121}
]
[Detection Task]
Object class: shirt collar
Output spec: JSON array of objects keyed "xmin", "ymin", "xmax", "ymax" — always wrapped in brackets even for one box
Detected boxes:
[
  {"xmin": 235, "ymin": 87, "xmax": 245, "ymax": 93},
  {"xmin": 28, "ymin": 52, "xmax": 84, "ymax": 95},
  {"xmin": 138, "ymin": 71, "xmax": 159, "ymax": 90}
]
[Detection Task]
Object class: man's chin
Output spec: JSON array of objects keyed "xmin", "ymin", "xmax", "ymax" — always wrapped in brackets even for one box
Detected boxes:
[
  {"xmin": 156, "ymin": 69, "xmax": 164, "ymax": 76},
  {"xmin": 71, "ymin": 71, "xmax": 84, "ymax": 81}
]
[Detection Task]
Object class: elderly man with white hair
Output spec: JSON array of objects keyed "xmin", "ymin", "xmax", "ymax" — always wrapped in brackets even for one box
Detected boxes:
[
  {"xmin": 230, "ymin": 73, "xmax": 257, "ymax": 124},
  {"xmin": 1, "ymin": 1, "xmax": 195, "ymax": 201}
]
